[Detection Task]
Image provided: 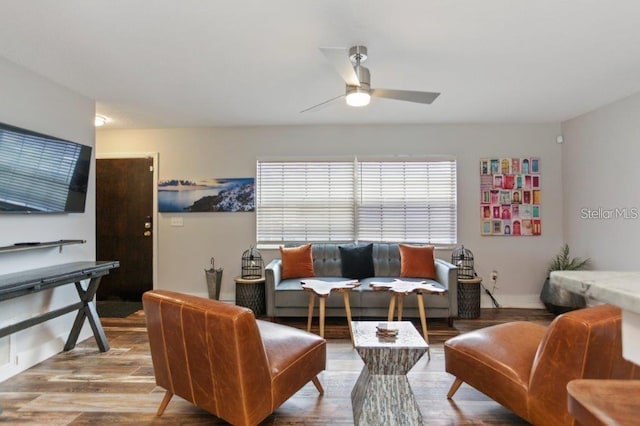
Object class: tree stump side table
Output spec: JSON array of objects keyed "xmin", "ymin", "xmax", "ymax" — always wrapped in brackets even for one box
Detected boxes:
[{"xmin": 235, "ymin": 276, "xmax": 266, "ymax": 316}]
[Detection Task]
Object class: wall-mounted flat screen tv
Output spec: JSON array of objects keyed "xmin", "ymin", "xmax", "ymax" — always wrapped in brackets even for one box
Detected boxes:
[{"xmin": 0, "ymin": 121, "xmax": 92, "ymax": 213}]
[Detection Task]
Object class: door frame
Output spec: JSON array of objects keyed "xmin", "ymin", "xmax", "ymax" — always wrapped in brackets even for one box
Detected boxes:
[{"xmin": 96, "ymin": 152, "xmax": 159, "ymax": 291}]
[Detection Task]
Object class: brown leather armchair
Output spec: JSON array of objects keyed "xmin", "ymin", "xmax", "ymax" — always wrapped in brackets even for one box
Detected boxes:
[
  {"xmin": 445, "ymin": 304, "xmax": 640, "ymax": 425},
  {"xmin": 143, "ymin": 290, "xmax": 326, "ymax": 425}
]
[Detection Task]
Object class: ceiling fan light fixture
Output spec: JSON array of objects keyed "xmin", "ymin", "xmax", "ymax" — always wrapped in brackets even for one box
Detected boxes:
[{"xmin": 346, "ymin": 87, "xmax": 371, "ymax": 107}]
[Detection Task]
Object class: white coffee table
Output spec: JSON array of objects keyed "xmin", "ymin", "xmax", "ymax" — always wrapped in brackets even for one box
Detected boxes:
[{"xmin": 350, "ymin": 321, "xmax": 428, "ymax": 425}]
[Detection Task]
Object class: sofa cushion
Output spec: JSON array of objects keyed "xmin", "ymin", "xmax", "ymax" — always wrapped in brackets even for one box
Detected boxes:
[
  {"xmin": 339, "ymin": 243, "xmax": 374, "ymax": 279},
  {"xmin": 280, "ymin": 243, "xmax": 315, "ymax": 279},
  {"xmin": 399, "ymin": 244, "xmax": 436, "ymax": 279},
  {"xmin": 371, "ymin": 243, "xmax": 401, "ymax": 276}
]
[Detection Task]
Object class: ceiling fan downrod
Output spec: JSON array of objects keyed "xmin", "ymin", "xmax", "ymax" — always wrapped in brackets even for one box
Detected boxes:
[{"xmin": 347, "ymin": 45, "xmax": 371, "ymax": 104}]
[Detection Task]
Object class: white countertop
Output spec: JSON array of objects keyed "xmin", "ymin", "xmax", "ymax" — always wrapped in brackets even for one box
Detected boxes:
[
  {"xmin": 550, "ymin": 270, "xmax": 640, "ymax": 365},
  {"xmin": 550, "ymin": 271, "xmax": 640, "ymax": 314}
]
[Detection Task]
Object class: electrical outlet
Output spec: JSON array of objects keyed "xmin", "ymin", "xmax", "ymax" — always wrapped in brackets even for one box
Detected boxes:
[{"xmin": 491, "ymin": 270, "xmax": 498, "ymax": 281}]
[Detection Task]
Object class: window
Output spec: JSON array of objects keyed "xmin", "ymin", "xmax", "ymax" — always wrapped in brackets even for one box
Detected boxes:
[
  {"xmin": 256, "ymin": 160, "xmax": 355, "ymax": 244},
  {"xmin": 357, "ymin": 158, "xmax": 457, "ymax": 244},
  {"xmin": 256, "ymin": 157, "xmax": 457, "ymax": 246}
]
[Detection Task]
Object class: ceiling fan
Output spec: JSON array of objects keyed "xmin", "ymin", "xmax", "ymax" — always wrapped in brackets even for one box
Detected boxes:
[{"xmin": 301, "ymin": 45, "xmax": 440, "ymax": 113}]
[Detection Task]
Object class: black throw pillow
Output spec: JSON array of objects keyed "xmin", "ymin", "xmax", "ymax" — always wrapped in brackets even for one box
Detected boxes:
[{"xmin": 339, "ymin": 243, "xmax": 375, "ymax": 279}]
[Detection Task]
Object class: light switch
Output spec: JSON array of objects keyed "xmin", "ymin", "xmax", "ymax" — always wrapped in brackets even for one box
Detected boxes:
[{"xmin": 170, "ymin": 217, "xmax": 184, "ymax": 227}]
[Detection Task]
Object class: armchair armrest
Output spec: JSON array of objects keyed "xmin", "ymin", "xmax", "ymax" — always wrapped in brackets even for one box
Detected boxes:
[
  {"xmin": 435, "ymin": 259, "xmax": 458, "ymax": 318},
  {"xmin": 265, "ymin": 259, "xmax": 282, "ymax": 317}
]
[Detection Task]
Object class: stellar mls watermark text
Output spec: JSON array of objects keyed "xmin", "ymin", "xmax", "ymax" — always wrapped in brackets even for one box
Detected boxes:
[{"xmin": 580, "ymin": 207, "xmax": 639, "ymax": 220}]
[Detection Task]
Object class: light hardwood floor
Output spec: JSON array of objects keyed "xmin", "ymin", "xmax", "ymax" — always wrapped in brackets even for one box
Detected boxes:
[{"xmin": 0, "ymin": 309, "xmax": 553, "ymax": 425}]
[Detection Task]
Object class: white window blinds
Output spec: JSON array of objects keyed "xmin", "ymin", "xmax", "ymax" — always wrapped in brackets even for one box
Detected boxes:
[
  {"xmin": 256, "ymin": 157, "xmax": 457, "ymax": 246},
  {"xmin": 357, "ymin": 158, "xmax": 457, "ymax": 244},
  {"xmin": 256, "ymin": 160, "xmax": 355, "ymax": 244}
]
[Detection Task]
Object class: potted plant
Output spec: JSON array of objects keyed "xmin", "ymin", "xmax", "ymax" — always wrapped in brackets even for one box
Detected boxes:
[{"xmin": 540, "ymin": 244, "xmax": 590, "ymax": 315}]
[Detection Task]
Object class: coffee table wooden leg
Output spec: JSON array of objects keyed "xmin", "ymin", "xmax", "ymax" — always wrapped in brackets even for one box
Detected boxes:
[
  {"xmin": 387, "ymin": 294, "xmax": 396, "ymax": 321},
  {"xmin": 306, "ymin": 292, "xmax": 315, "ymax": 333},
  {"xmin": 417, "ymin": 292, "xmax": 430, "ymax": 360},
  {"xmin": 318, "ymin": 296, "xmax": 326, "ymax": 338},
  {"xmin": 397, "ymin": 294, "xmax": 404, "ymax": 321},
  {"xmin": 343, "ymin": 291, "xmax": 354, "ymax": 344}
]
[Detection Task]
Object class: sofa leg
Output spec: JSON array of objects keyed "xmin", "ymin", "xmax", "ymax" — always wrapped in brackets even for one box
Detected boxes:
[
  {"xmin": 447, "ymin": 316, "xmax": 454, "ymax": 327},
  {"xmin": 156, "ymin": 390, "xmax": 174, "ymax": 416},
  {"xmin": 311, "ymin": 376, "xmax": 324, "ymax": 395},
  {"xmin": 447, "ymin": 378, "xmax": 463, "ymax": 399}
]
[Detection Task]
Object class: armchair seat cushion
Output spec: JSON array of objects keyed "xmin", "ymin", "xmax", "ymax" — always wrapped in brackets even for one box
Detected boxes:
[
  {"xmin": 445, "ymin": 321, "xmax": 547, "ymax": 416},
  {"xmin": 257, "ymin": 319, "xmax": 326, "ymax": 408}
]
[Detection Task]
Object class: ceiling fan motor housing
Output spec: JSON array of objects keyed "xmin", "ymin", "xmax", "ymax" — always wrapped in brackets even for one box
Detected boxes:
[
  {"xmin": 349, "ymin": 45, "xmax": 368, "ymax": 63},
  {"xmin": 348, "ymin": 65, "xmax": 370, "ymax": 92}
]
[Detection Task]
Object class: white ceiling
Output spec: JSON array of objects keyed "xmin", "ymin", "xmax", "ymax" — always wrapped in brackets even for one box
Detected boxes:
[{"xmin": 1, "ymin": 1, "xmax": 640, "ymax": 129}]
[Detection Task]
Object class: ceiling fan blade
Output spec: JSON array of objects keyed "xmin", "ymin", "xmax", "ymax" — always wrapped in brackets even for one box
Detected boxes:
[
  {"xmin": 300, "ymin": 94, "xmax": 345, "ymax": 113},
  {"xmin": 319, "ymin": 47, "xmax": 360, "ymax": 86},
  {"xmin": 371, "ymin": 88, "xmax": 440, "ymax": 104}
]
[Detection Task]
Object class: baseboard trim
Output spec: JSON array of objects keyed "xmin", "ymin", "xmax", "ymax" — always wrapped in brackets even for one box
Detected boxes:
[{"xmin": 480, "ymin": 293, "xmax": 545, "ymax": 309}]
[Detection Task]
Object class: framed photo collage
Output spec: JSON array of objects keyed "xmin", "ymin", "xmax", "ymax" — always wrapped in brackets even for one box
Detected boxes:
[{"xmin": 480, "ymin": 157, "xmax": 541, "ymax": 236}]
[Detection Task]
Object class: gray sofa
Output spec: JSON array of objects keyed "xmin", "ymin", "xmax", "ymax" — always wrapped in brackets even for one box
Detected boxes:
[{"xmin": 265, "ymin": 243, "xmax": 458, "ymax": 324}]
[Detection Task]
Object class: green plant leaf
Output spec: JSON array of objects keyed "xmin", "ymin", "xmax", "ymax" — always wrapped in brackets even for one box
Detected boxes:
[{"xmin": 547, "ymin": 244, "xmax": 590, "ymax": 275}]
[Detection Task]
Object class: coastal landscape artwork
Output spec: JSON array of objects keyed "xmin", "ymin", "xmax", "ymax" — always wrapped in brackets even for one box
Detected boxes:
[{"xmin": 159, "ymin": 177, "xmax": 254, "ymax": 212}]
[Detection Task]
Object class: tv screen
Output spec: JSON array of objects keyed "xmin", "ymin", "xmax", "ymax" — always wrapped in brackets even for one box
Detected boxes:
[{"xmin": 0, "ymin": 121, "xmax": 92, "ymax": 213}]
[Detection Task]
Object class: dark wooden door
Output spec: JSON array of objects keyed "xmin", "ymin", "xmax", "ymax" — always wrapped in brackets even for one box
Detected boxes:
[{"xmin": 96, "ymin": 158, "xmax": 154, "ymax": 301}]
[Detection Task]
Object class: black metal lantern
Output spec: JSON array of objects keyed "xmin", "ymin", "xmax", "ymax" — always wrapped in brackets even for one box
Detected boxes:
[
  {"xmin": 451, "ymin": 245, "xmax": 475, "ymax": 279},
  {"xmin": 241, "ymin": 246, "xmax": 264, "ymax": 279}
]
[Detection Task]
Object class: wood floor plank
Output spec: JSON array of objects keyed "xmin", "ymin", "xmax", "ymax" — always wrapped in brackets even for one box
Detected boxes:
[
  {"xmin": 21, "ymin": 392, "xmax": 201, "ymax": 414},
  {"xmin": 0, "ymin": 308, "xmax": 554, "ymax": 425}
]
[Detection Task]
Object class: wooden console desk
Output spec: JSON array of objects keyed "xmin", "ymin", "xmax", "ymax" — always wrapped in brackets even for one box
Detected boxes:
[{"xmin": 0, "ymin": 261, "xmax": 119, "ymax": 352}]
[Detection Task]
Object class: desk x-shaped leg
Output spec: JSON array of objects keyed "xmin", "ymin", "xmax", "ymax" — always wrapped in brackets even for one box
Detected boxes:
[{"xmin": 64, "ymin": 275, "xmax": 109, "ymax": 352}]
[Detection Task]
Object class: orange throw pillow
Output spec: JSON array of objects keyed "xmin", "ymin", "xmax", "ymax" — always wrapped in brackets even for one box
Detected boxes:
[
  {"xmin": 280, "ymin": 243, "xmax": 315, "ymax": 279},
  {"xmin": 399, "ymin": 244, "xmax": 436, "ymax": 279}
]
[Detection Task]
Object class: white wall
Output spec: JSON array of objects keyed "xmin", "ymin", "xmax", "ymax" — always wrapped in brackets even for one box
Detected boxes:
[
  {"xmin": 98, "ymin": 123, "xmax": 563, "ymax": 308},
  {"xmin": 0, "ymin": 57, "xmax": 95, "ymax": 381},
  {"xmin": 562, "ymin": 91, "xmax": 640, "ymax": 269}
]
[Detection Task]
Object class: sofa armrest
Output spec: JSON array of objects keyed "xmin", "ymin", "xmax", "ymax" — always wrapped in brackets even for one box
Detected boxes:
[
  {"xmin": 265, "ymin": 259, "xmax": 282, "ymax": 317},
  {"xmin": 435, "ymin": 258, "xmax": 458, "ymax": 318}
]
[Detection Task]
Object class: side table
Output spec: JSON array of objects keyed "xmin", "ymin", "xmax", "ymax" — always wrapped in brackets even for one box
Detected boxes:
[
  {"xmin": 351, "ymin": 321, "xmax": 428, "ymax": 425},
  {"xmin": 371, "ymin": 279, "xmax": 447, "ymax": 360},
  {"xmin": 457, "ymin": 277, "xmax": 482, "ymax": 319},
  {"xmin": 301, "ymin": 279, "xmax": 360, "ymax": 343},
  {"xmin": 235, "ymin": 276, "xmax": 265, "ymax": 316}
]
